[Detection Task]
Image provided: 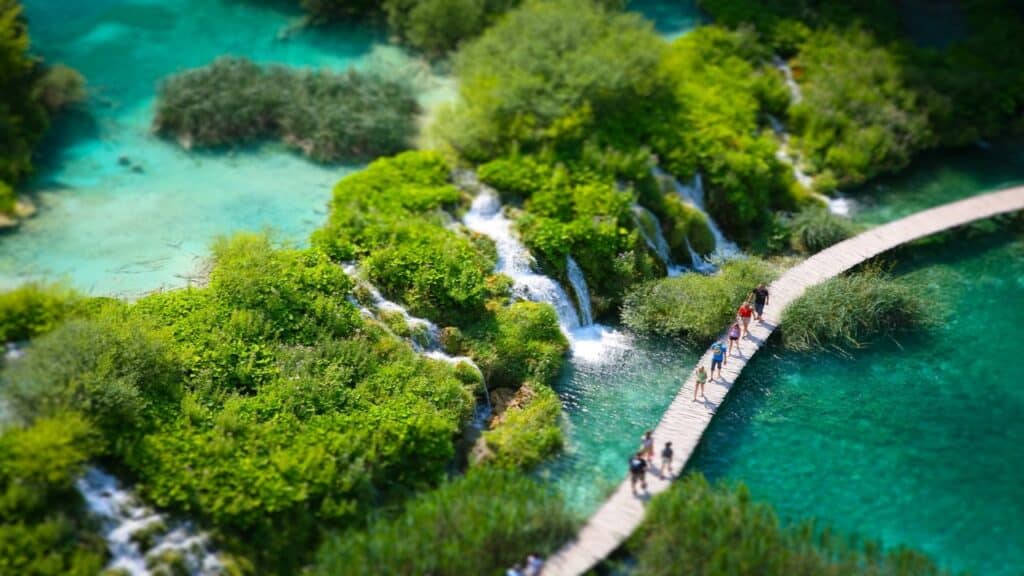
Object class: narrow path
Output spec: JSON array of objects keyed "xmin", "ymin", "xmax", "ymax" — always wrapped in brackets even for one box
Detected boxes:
[{"xmin": 543, "ymin": 186, "xmax": 1024, "ymax": 576}]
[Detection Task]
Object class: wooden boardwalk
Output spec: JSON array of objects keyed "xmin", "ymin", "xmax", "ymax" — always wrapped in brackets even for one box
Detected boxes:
[{"xmin": 543, "ymin": 186, "xmax": 1024, "ymax": 576}]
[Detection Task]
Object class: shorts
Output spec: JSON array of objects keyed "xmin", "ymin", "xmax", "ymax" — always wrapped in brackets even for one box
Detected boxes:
[
  {"xmin": 728, "ymin": 335, "xmax": 739, "ymax": 341},
  {"xmin": 711, "ymin": 358, "xmax": 723, "ymax": 371},
  {"xmin": 754, "ymin": 302, "xmax": 765, "ymax": 315}
]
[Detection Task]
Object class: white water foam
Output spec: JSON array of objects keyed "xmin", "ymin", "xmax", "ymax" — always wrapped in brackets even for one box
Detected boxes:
[
  {"xmin": 766, "ymin": 114, "xmax": 856, "ymax": 217},
  {"xmin": 458, "ymin": 175, "xmax": 630, "ymax": 362},
  {"xmin": 632, "ymin": 204, "xmax": 685, "ymax": 277},
  {"xmin": 77, "ymin": 468, "xmax": 221, "ymax": 576},
  {"xmin": 652, "ymin": 167, "xmax": 739, "ymax": 264}
]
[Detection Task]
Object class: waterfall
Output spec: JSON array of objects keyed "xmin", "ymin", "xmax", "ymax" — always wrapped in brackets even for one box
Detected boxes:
[
  {"xmin": 632, "ymin": 204, "xmax": 685, "ymax": 277},
  {"xmin": 773, "ymin": 55, "xmax": 802, "ymax": 103},
  {"xmin": 77, "ymin": 468, "xmax": 221, "ymax": 576},
  {"xmin": 460, "ymin": 185, "xmax": 582, "ymax": 330},
  {"xmin": 652, "ymin": 167, "xmax": 739, "ymax": 260},
  {"xmin": 458, "ymin": 174, "xmax": 629, "ymax": 362},
  {"xmin": 565, "ymin": 256, "xmax": 593, "ymax": 327},
  {"xmin": 766, "ymin": 114, "xmax": 855, "ymax": 216}
]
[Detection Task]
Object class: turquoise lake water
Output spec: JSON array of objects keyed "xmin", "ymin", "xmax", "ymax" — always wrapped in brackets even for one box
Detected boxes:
[{"xmin": 3, "ymin": 0, "xmax": 446, "ymax": 297}]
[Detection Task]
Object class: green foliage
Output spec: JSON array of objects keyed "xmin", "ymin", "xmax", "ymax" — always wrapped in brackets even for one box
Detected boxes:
[
  {"xmin": 662, "ymin": 194, "xmax": 715, "ymax": 258},
  {"xmin": 313, "ymin": 468, "xmax": 575, "ymax": 575},
  {"xmin": 33, "ymin": 64, "xmax": 86, "ymax": 113},
  {"xmin": 781, "ymin": 266, "xmax": 936, "ymax": 353},
  {"xmin": 463, "ymin": 301, "xmax": 568, "ymax": 389},
  {"xmin": 0, "ymin": 1, "xmax": 48, "ymax": 190},
  {"xmin": 440, "ymin": 0, "xmax": 668, "ymax": 161},
  {"xmin": 0, "ymin": 413, "xmax": 107, "ymax": 576},
  {"xmin": 480, "ymin": 383, "xmax": 563, "ymax": 469},
  {"xmin": 0, "ymin": 180, "xmax": 14, "ymax": 214},
  {"xmin": 153, "ymin": 57, "xmax": 419, "ymax": 162},
  {"xmin": 785, "ymin": 206, "xmax": 858, "ymax": 254},
  {"xmin": 477, "ymin": 155, "xmax": 553, "ymax": 201},
  {"xmin": 3, "ymin": 317, "xmax": 183, "ymax": 460},
  {"xmin": 316, "ymin": 151, "xmax": 501, "ymax": 326},
  {"xmin": 653, "ymin": 26, "xmax": 795, "ymax": 238},
  {"xmin": 791, "ymin": 28, "xmax": 932, "ymax": 187},
  {"xmin": 0, "ymin": 282, "xmax": 82, "ymax": 342},
  {"xmin": 622, "ymin": 258, "xmax": 778, "ymax": 343},
  {"xmin": 630, "ymin": 473, "xmax": 947, "ymax": 576}
]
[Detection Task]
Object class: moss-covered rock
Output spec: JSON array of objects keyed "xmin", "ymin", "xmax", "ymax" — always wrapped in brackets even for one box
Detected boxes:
[{"xmin": 663, "ymin": 195, "xmax": 716, "ymax": 258}]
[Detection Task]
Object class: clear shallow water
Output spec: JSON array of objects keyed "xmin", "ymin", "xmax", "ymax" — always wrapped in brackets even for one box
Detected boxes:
[
  {"xmin": 689, "ymin": 235, "xmax": 1024, "ymax": 576},
  {"xmin": 627, "ymin": 0, "xmax": 704, "ymax": 39},
  {"xmin": 4, "ymin": 0, "xmax": 442, "ymax": 297},
  {"xmin": 851, "ymin": 139, "xmax": 1024, "ymax": 225},
  {"xmin": 543, "ymin": 337, "xmax": 699, "ymax": 514}
]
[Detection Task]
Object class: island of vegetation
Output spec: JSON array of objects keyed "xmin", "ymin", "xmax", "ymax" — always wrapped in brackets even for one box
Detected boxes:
[{"xmin": 1, "ymin": 0, "xmax": 1022, "ymax": 574}]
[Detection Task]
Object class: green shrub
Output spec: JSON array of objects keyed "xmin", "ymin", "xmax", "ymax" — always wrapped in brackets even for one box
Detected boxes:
[
  {"xmin": 629, "ymin": 473, "xmax": 946, "ymax": 576},
  {"xmin": 464, "ymin": 301, "xmax": 568, "ymax": 389},
  {"xmin": 154, "ymin": 57, "xmax": 419, "ymax": 161},
  {"xmin": 0, "ymin": 282, "xmax": 81, "ymax": 342},
  {"xmin": 0, "ymin": 1, "xmax": 50, "ymax": 188},
  {"xmin": 313, "ymin": 468, "xmax": 575, "ymax": 575},
  {"xmin": 440, "ymin": 0, "xmax": 669, "ymax": 160},
  {"xmin": 477, "ymin": 155, "xmax": 553, "ymax": 201},
  {"xmin": 480, "ymin": 383, "xmax": 563, "ymax": 469},
  {"xmin": 621, "ymin": 258, "xmax": 778, "ymax": 342},
  {"xmin": 781, "ymin": 266, "xmax": 936, "ymax": 353},
  {"xmin": 0, "ymin": 413, "xmax": 107, "ymax": 576},
  {"xmin": 652, "ymin": 25, "xmax": 794, "ymax": 239},
  {"xmin": 786, "ymin": 207, "xmax": 858, "ymax": 254},
  {"xmin": 33, "ymin": 64, "xmax": 86, "ymax": 113},
  {"xmin": 3, "ymin": 317, "xmax": 183, "ymax": 460},
  {"xmin": 662, "ymin": 194, "xmax": 715, "ymax": 258},
  {"xmin": 790, "ymin": 28, "xmax": 933, "ymax": 186},
  {"xmin": 0, "ymin": 181, "xmax": 15, "ymax": 215}
]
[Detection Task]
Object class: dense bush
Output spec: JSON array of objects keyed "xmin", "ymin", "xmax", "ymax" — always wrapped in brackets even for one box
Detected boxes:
[
  {"xmin": 154, "ymin": 57, "xmax": 418, "ymax": 162},
  {"xmin": 621, "ymin": 258, "xmax": 778, "ymax": 342},
  {"xmin": 0, "ymin": 282, "xmax": 82, "ymax": 343},
  {"xmin": 652, "ymin": 25, "xmax": 795, "ymax": 239},
  {"xmin": 628, "ymin": 473, "xmax": 946, "ymax": 576},
  {"xmin": 3, "ymin": 317, "xmax": 183, "ymax": 461},
  {"xmin": 479, "ymin": 383, "xmax": 563, "ymax": 469},
  {"xmin": 790, "ymin": 28, "xmax": 933, "ymax": 187},
  {"xmin": 0, "ymin": 413, "xmax": 107, "ymax": 575},
  {"xmin": 463, "ymin": 301, "xmax": 568, "ymax": 389},
  {"xmin": 313, "ymin": 468, "xmax": 575, "ymax": 575},
  {"xmin": 32, "ymin": 64, "xmax": 86, "ymax": 113},
  {"xmin": 438, "ymin": 0, "xmax": 669, "ymax": 161},
  {"xmin": 781, "ymin": 266, "xmax": 936, "ymax": 353},
  {"xmin": 785, "ymin": 206, "xmax": 858, "ymax": 254},
  {"xmin": 699, "ymin": 0, "xmax": 1024, "ymax": 184}
]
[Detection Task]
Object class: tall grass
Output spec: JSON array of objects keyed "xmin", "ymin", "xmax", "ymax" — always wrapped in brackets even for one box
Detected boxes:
[
  {"xmin": 153, "ymin": 57, "xmax": 419, "ymax": 161},
  {"xmin": 781, "ymin": 265, "xmax": 937, "ymax": 353},
  {"xmin": 628, "ymin": 473, "xmax": 948, "ymax": 576},
  {"xmin": 787, "ymin": 206, "xmax": 859, "ymax": 254},
  {"xmin": 621, "ymin": 258, "xmax": 779, "ymax": 343},
  {"xmin": 314, "ymin": 468, "xmax": 575, "ymax": 575}
]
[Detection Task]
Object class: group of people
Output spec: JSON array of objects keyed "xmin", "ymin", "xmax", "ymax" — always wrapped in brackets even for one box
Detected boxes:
[
  {"xmin": 629, "ymin": 430, "xmax": 674, "ymax": 494},
  {"xmin": 506, "ymin": 553, "xmax": 544, "ymax": 576},
  {"xmin": 694, "ymin": 282, "xmax": 770, "ymax": 400},
  {"xmin": 628, "ymin": 284, "xmax": 772, "ymax": 494}
]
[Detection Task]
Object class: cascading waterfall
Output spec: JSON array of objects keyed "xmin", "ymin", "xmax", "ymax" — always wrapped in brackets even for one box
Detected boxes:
[
  {"xmin": 565, "ymin": 256, "xmax": 594, "ymax": 327},
  {"xmin": 652, "ymin": 167, "xmax": 739, "ymax": 261},
  {"xmin": 632, "ymin": 204, "xmax": 685, "ymax": 276},
  {"xmin": 773, "ymin": 54, "xmax": 802, "ymax": 103},
  {"xmin": 458, "ymin": 175, "xmax": 629, "ymax": 362},
  {"xmin": 341, "ymin": 263, "xmax": 488, "ymax": 416},
  {"xmin": 77, "ymin": 468, "xmax": 221, "ymax": 576},
  {"xmin": 765, "ymin": 115, "xmax": 854, "ymax": 217}
]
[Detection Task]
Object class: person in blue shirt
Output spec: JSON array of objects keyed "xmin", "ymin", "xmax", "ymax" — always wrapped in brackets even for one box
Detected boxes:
[{"xmin": 710, "ymin": 339, "xmax": 727, "ymax": 380}]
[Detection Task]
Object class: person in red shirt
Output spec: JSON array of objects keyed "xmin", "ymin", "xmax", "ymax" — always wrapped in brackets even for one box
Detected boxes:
[{"xmin": 737, "ymin": 300, "xmax": 754, "ymax": 337}]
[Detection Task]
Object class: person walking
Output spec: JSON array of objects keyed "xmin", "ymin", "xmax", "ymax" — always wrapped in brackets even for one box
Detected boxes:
[
  {"xmin": 710, "ymin": 340, "xmax": 727, "ymax": 379},
  {"xmin": 640, "ymin": 430, "xmax": 655, "ymax": 465},
  {"xmin": 752, "ymin": 283, "xmax": 770, "ymax": 322},
  {"xmin": 660, "ymin": 441, "xmax": 674, "ymax": 476},
  {"xmin": 694, "ymin": 365, "xmax": 708, "ymax": 400},
  {"xmin": 525, "ymin": 553, "xmax": 544, "ymax": 576},
  {"xmin": 737, "ymin": 300, "xmax": 754, "ymax": 337},
  {"xmin": 507, "ymin": 563, "xmax": 525, "ymax": 576},
  {"xmin": 629, "ymin": 451, "xmax": 648, "ymax": 494},
  {"xmin": 727, "ymin": 321, "xmax": 741, "ymax": 357}
]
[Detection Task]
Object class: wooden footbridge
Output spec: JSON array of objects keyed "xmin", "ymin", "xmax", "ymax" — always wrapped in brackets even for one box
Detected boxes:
[{"xmin": 543, "ymin": 186, "xmax": 1024, "ymax": 575}]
